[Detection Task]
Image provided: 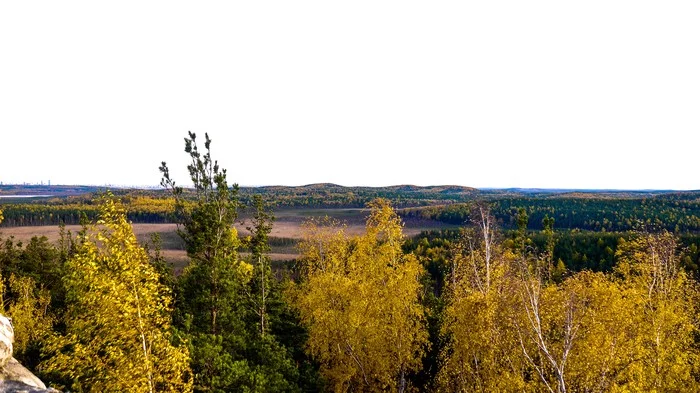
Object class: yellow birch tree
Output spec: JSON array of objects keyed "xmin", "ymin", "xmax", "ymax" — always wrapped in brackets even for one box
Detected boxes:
[
  {"xmin": 292, "ymin": 199, "xmax": 428, "ymax": 392},
  {"xmin": 42, "ymin": 194, "xmax": 192, "ymax": 393},
  {"xmin": 612, "ymin": 231, "xmax": 699, "ymax": 391},
  {"xmin": 437, "ymin": 205, "xmax": 527, "ymax": 392}
]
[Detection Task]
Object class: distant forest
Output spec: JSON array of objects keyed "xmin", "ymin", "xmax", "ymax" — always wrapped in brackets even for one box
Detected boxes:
[{"xmin": 2, "ymin": 184, "xmax": 699, "ymax": 233}]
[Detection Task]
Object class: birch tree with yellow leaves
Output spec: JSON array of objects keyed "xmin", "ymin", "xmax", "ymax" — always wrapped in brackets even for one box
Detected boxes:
[
  {"xmin": 437, "ymin": 206, "xmax": 700, "ymax": 392},
  {"xmin": 612, "ymin": 231, "xmax": 700, "ymax": 391},
  {"xmin": 42, "ymin": 194, "xmax": 192, "ymax": 393},
  {"xmin": 437, "ymin": 204, "xmax": 527, "ymax": 392},
  {"xmin": 518, "ymin": 231, "xmax": 700, "ymax": 392},
  {"xmin": 293, "ymin": 199, "xmax": 428, "ymax": 392},
  {"xmin": 511, "ymin": 267, "xmax": 636, "ymax": 393}
]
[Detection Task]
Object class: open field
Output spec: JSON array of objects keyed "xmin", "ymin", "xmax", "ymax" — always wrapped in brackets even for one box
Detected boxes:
[{"xmin": 0, "ymin": 208, "xmax": 455, "ymax": 271}]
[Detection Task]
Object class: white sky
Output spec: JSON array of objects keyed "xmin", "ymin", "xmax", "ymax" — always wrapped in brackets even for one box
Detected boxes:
[{"xmin": 1, "ymin": 1, "xmax": 698, "ymax": 190}]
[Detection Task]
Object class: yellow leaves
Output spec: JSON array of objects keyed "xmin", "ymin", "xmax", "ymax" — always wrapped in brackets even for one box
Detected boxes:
[
  {"xmin": 228, "ymin": 225, "xmax": 241, "ymax": 249},
  {"xmin": 298, "ymin": 217, "xmax": 349, "ymax": 276},
  {"xmin": 440, "ymin": 223, "xmax": 700, "ymax": 392},
  {"xmin": 439, "ymin": 275, "xmax": 521, "ymax": 391},
  {"xmin": 365, "ymin": 198, "xmax": 405, "ymax": 246},
  {"xmin": 237, "ymin": 260, "xmax": 254, "ymax": 283},
  {"xmin": 610, "ymin": 231, "xmax": 698, "ymax": 391},
  {"xmin": 123, "ymin": 196, "xmax": 177, "ymax": 215},
  {"xmin": 42, "ymin": 193, "xmax": 192, "ymax": 393},
  {"xmin": 3, "ymin": 274, "xmax": 54, "ymax": 357},
  {"xmin": 293, "ymin": 199, "xmax": 428, "ymax": 392}
]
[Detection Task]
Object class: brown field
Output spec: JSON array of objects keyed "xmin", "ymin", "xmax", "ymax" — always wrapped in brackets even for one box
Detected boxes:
[{"xmin": 0, "ymin": 209, "xmax": 454, "ymax": 271}]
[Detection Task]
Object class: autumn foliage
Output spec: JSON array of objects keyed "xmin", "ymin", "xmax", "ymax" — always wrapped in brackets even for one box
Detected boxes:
[
  {"xmin": 437, "ymin": 206, "xmax": 700, "ymax": 392},
  {"xmin": 41, "ymin": 195, "xmax": 192, "ymax": 393},
  {"xmin": 291, "ymin": 199, "xmax": 427, "ymax": 392}
]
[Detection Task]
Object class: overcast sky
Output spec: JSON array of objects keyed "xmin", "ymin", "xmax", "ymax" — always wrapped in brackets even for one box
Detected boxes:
[{"xmin": 1, "ymin": 1, "xmax": 698, "ymax": 190}]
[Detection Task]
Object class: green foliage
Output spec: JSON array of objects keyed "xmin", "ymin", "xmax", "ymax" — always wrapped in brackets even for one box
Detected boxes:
[
  {"xmin": 144, "ymin": 232, "xmax": 176, "ymax": 292},
  {"xmin": 530, "ymin": 231, "xmax": 621, "ymax": 272},
  {"xmin": 0, "ymin": 234, "xmax": 66, "ymax": 327},
  {"xmin": 399, "ymin": 192, "xmax": 700, "ymax": 233},
  {"xmin": 162, "ymin": 133, "xmax": 251, "ymax": 392},
  {"xmin": 161, "ymin": 132, "xmax": 247, "ymax": 336},
  {"xmin": 244, "ymin": 195, "xmax": 274, "ymax": 337},
  {"xmin": 162, "ymin": 132, "xmax": 312, "ymax": 392}
]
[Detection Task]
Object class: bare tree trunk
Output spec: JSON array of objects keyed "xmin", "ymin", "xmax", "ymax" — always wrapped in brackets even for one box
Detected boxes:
[
  {"xmin": 398, "ymin": 369, "xmax": 406, "ymax": 393},
  {"xmin": 133, "ymin": 282, "xmax": 154, "ymax": 393},
  {"xmin": 260, "ymin": 255, "xmax": 266, "ymax": 337},
  {"xmin": 344, "ymin": 341, "xmax": 370, "ymax": 388},
  {"xmin": 476, "ymin": 205, "xmax": 493, "ymax": 291},
  {"xmin": 516, "ymin": 261, "xmax": 577, "ymax": 393}
]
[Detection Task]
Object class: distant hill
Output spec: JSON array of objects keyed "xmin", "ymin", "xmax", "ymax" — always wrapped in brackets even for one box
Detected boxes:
[
  {"xmin": 2, "ymin": 183, "xmax": 695, "ymax": 201},
  {"xmin": 384, "ymin": 185, "xmax": 477, "ymax": 194},
  {"xmin": 247, "ymin": 183, "xmax": 477, "ymax": 194}
]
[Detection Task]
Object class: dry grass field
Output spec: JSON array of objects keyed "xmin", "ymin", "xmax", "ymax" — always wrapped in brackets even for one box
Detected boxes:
[{"xmin": 0, "ymin": 208, "xmax": 454, "ymax": 271}]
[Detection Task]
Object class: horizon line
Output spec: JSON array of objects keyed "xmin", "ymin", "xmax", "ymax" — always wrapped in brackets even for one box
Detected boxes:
[{"xmin": 1, "ymin": 182, "xmax": 698, "ymax": 193}]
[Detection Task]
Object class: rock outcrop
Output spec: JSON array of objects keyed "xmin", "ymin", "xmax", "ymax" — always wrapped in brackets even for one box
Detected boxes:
[
  {"xmin": 0, "ymin": 315, "xmax": 13, "ymax": 367},
  {"xmin": 0, "ymin": 315, "xmax": 59, "ymax": 393}
]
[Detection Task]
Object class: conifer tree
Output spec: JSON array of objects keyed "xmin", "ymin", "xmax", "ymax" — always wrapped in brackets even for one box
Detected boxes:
[
  {"xmin": 161, "ymin": 132, "xmax": 304, "ymax": 392},
  {"xmin": 160, "ymin": 132, "xmax": 247, "ymax": 336},
  {"xmin": 161, "ymin": 132, "xmax": 253, "ymax": 391}
]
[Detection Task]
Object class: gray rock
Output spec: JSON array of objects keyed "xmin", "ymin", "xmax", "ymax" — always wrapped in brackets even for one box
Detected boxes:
[
  {"xmin": 0, "ymin": 358, "xmax": 46, "ymax": 390},
  {"xmin": 0, "ymin": 316, "xmax": 14, "ymax": 367},
  {"xmin": 0, "ymin": 379, "xmax": 60, "ymax": 393},
  {"xmin": 0, "ymin": 315, "xmax": 60, "ymax": 392}
]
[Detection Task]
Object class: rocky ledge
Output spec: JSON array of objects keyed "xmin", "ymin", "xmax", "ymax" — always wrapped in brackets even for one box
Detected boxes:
[{"xmin": 0, "ymin": 315, "xmax": 59, "ymax": 393}]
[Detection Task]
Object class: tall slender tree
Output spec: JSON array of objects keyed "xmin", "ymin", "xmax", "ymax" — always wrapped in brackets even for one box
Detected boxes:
[
  {"xmin": 161, "ymin": 132, "xmax": 303, "ymax": 392},
  {"xmin": 612, "ymin": 231, "xmax": 699, "ymax": 391},
  {"xmin": 246, "ymin": 195, "xmax": 274, "ymax": 337},
  {"xmin": 160, "ymin": 132, "xmax": 253, "ymax": 391},
  {"xmin": 160, "ymin": 131, "xmax": 245, "ymax": 336},
  {"xmin": 438, "ymin": 203, "xmax": 526, "ymax": 392}
]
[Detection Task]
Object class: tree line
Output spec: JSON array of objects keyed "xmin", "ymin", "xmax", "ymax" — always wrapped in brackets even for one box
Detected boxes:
[
  {"xmin": 400, "ymin": 195, "xmax": 700, "ymax": 233},
  {"xmin": 6, "ymin": 193, "xmax": 700, "ymax": 234},
  {"xmin": 0, "ymin": 196, "xmax": 179, "ymax": 226}
]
